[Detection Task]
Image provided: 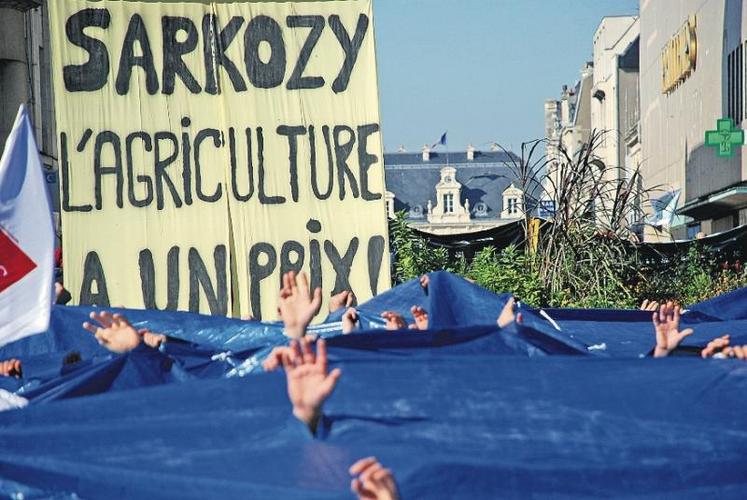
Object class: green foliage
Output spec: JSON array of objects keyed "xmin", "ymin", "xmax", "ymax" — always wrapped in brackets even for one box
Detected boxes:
[
  {"xmin": 390, "ymin": 212, "xmax": 450, "ymax": 282},
  {"xmin": 635, "ymin": 246, "xmax": 747, "ymax": 306},
  {"xmin": 389, "ymin": 131, "xmax": 747, "ymax": 308},
  {"xmin": 390, "ymin": 215, "xmax": 747, "ymax": 308},
  {"xmin": 465, "ymin": 246, "xmax": 545, "ymax": 307}
]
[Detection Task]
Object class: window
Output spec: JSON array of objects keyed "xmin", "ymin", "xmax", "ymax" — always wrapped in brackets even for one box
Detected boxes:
[
  {"xmin": 686, "ymin": 223, "xmax": 702, "ymax": 240},
  {"xmin": 385, "ymin": 200, "xmax": 391, "ymax": 216},
  {"xmin": 728, "ymin": 40, "xmax": 746, "ymax": 124},
  {"xmin": 507, "ymin": 198, "xmax": 518, "ymax": 215},
  {"xmin": 443, "ymin": 193, "xmax": 454, "ymax": 213}
]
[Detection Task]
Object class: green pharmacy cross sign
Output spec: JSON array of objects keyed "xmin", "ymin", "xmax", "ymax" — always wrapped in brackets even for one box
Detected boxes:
[{"xmin": 705, "ymin": 118, "xmax": 744, "ymax": 158}]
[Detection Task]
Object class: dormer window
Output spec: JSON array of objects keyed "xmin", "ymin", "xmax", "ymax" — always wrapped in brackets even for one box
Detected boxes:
[
  {"xmin": 443, "ymin": 193, "xmax": 454, "ymax": 213},
  {"xmin": 427, "ymin": 166, "xmax": 470, "ymax": 224},
  {"xmin": 507, "ymin": 198, "xmax": 518, "ymax": 215},
  {"xmin": 500, "ymin": 183, "xmax": 524, "ymax": 219},
  {"xmin": 475, "ymin": 202, "xmax": 488, "ymax": 217}
]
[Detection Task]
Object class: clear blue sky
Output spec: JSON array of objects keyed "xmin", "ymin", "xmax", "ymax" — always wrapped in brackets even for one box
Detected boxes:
[{"xmin": 373, "ymin": 0, "xmax": 639, "ymax": 153}]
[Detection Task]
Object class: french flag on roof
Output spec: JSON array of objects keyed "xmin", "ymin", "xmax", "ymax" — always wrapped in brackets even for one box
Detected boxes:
[{"xmin": 431, "ymin": 131, "xmax": 447, "ymax": 149}]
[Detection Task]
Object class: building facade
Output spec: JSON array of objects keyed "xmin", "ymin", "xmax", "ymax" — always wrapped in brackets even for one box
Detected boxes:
[
  {"xmin": 639, "ymin": 0, "xmax": 747, "ymax": 240},
  {"xmin": 384, "ymin": 146, "xmax": 529, "ymax": 235},
  {"xmin": 544, "ymin": 61, "xmax": 594, "ymax": 210},
  {"xmin": 545, "ymin": 15, "xmax": 648, "ymax": 235},
  {"xmin": 0, "ymin": 0, "xmax": 58, "ymax": 235},
  {"xmin": 591, "ymin": 17, "xmax": 640, "ymax": 180}
]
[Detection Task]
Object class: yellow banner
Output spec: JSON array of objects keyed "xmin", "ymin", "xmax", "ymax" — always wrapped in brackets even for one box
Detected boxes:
[{"xmin": 49, "ymin": 0, "xmax": 390, "ymax": 319}]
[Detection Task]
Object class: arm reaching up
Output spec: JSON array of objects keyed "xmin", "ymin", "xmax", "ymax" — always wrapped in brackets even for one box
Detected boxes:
[
  {"xmin": 652, "ymin": 302, "xmax": 694, "ymax": 358},
  {"xmin": 83, "ymin": 311, "xmax": 141, "ymax": 353},
  {"xmin": 640, "ymin": 299, "xmax": 660, "ymax": 312},
  {"xmin": 280, "ymin": 338, "xmax": 341, "ymax": 433},
  {"xmin": 279, "ymin": 271, "xmax": 322, "ymax": 339}
]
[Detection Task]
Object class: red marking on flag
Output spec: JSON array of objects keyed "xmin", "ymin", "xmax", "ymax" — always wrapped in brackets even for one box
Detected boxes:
[{"xmin": 0, "ymin": 228, "xmax": 37, "ymax": 293}]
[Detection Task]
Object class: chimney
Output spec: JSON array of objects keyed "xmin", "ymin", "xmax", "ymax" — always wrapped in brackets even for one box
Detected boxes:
[
  {"xmin": 422, "ymin": 144, "xmax": 431, "ymax": 161},
  {"xmin": 581, "ymin": 61, "xmax": 594, "ymax": 79},
  {"xmin": 467, "ymin": 143, "xmax": 475, "ymax": 160}
]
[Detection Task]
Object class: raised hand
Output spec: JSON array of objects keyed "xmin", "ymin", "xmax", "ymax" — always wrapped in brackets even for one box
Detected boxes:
[
  {"xmin": 349, "ymin": 457, "xmax": 399, "ymax": 500},
  {"xmin": 342, "ymin": 307, "xmax": 359, "ymax": 334},
  {"xmin": 280, "ymin": 338, "xmax": 341, "ymax": 432},
  {"xmin": 329, "ymin": 290, "xmax": 355, "ymax": 313},
  {"xmin": 640, "ymin": 299, "xmax": 660, "ymax": 312},
  {"xmin": 0, "ymin": 359, "xmax": 22, "ymax": 378},
  {"xmin": 497, "ymin": 297, "xmax": 517, "ymax": 328},
  {"xmin": 83, "ymin": 311, "xmax": 141, "ymax": 353},
  {"xmin": 381, "ymin": 311, "xmax": 407, "ymax": 331},
  {"xmin": 279, "ymin": 271, "xmax": 322, "ymax": 339},
  {"xmin": 652, "ymin": 302, "xmax": 694, "ymax": 357},
  {"xmin": 410, "ymin": 306, "xmax": 429, "ymax": 330}
]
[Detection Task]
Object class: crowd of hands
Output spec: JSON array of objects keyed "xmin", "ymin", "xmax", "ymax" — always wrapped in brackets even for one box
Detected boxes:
[
  {"xmin": 2, "ymin": 276, "xmax": 746, "ymax": 498},
  {"xmin": 640, "ymin": 299, "xmax": 747, "ymax": 359}
]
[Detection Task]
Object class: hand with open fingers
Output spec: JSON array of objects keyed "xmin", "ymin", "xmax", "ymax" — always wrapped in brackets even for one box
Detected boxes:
[
  {"xmin": 329, "ymin": 290, "xmax": 355, "ymax": 313},
  {"xmin": 381, "ymin": 311, "xmax": 407, "ymax": 331},
  {"xmin": 280, "ymin": 338, "xmax": 341, "ymax": 432},
  {"xmin": 640, "ymin": 299, "xmax": 660, "ymax": 312},
  {"xmin": 410, "ymin": 305, "xmax": 429, "ymax": 330},
  {"xmin": 652, "ymin": 302, "xmax": 694, "ymax": 358},
  {"xmin": 342, "ymin": 308, "xmax": 359, "ymax": 334},
  {"xmin": 83, "ymin": 311, "xmax": 142, "ymax": 353},
  {"xmin": 701, "ymin": 335, "xmax": 731, "ymax": 358},
  {"xmin": 279, "ymin": 271, "xmax": 322, "ymax": 339},
  {"xmin": 0, "ymin": 359, "xmax": 22, "ymax": 378},
  {"xmin": 497, "ymin": 297, "xmax": 517, "ymax": 328},
  {"xmin": 419, "ymin": 274, "xmax": 429, "ymax": 292},
  {"xmin": 349, "ymin": 457, "xmax": 399, "ymax": 500}
]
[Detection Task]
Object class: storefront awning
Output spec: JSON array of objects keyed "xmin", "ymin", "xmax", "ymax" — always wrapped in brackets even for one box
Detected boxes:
[{"xmin": 679, "ymin": 185, "xmax": 747, "ymax": 219}]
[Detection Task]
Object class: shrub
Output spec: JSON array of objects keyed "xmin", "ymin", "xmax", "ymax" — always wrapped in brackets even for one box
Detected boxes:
[{"xmin": 465, "ymin": 246, "xmax": 545, "ymax": 307}]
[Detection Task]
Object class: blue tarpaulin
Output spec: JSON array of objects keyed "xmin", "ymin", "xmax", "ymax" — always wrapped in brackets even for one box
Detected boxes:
[{"xmin": 1, "ymin": 272, "xmax": 746, "ymax": 498}]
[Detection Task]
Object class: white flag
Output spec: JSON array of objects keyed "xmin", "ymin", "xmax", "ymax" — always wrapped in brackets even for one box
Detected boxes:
[{"xmin": 0, "ymin": 105, "xmax": 54, "ymax": 347}]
